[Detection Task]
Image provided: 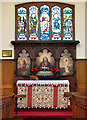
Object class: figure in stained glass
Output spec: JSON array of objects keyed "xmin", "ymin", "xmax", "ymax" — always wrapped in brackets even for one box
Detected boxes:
[
  {"xmin": 54, "ymin": 17, "xmax": 59, "ymax": 29},
  {"xmin": 30, "ymin": 14, "xmax": 37, "ymax": 32},
  {"xmin": 52, "ymin": 6, "xmax": 61, "ymax": 40},
  {"xmin": 17, "ymin": 7, "xmax": 27, "ymax": 40},
  {"xmin": 40, "ymin": 5, "xmax": 50, "ymax": 40},
  {"xmin": 29, "ymin": 6, "xmax": 38, "ymax": 40},
  {"xmin": 63, "ymin": 7, "xmax": 73, "ymax": 40}
]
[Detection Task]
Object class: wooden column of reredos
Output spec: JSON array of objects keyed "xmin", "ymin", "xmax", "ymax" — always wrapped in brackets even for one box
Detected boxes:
[{"xmin": 11, "ymin": 40, "xmax": 79, "ymax": 94}]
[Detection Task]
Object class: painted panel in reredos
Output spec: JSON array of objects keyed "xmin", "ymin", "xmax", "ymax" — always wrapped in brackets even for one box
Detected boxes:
[
  {"xmin": 60, "ymin": 49, "xmax": 73, "ymax": 76},
  {"xmin": 36, "ymin": 49, "xmax": 55, "ymax": 76},
  {"xmin": 17, "ymin": 49, "xmax": 31, "ymax": 76}
]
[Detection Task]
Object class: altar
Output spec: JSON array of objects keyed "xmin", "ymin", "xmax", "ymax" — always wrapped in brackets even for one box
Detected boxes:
[{"xmin": 17, "ymin": 80, "xmax": 70, "ymax": 109}]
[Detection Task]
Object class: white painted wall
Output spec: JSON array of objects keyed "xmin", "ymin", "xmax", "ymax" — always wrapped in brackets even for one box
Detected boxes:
[
  {"xmin": 0, "ymin": 2, "xmax": 15, "ymax": 59},
  {"xmin": 0, "ymin": 3, "xmax": 2, "ymax": 58},
  {"xmin": 0, "ymin": 1, "xmax": 86, "ymax": 59},
  {"xmin": 75, "ymin": 3, "xmax": 85, "ymax": 59}
]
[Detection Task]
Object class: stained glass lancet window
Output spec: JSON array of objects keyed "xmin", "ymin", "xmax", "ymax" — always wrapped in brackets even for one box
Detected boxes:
[
  {"xmin": 40, "ymin": 5, "xmax": 50, "ymax": 40},
  {"xmin": 17, "ymin": 7, "xmax": 27, "ymax": 40},
  {"xmin": 51, "ymin": 6, "xmax": 61, "ymax": 40},
  {"xmin": 29, "ymin": 6, "xmax": 38, "ymax": 40},
  {"xmin": 63, "ymin": 7, "xmax": 73, "ymax": 40}
]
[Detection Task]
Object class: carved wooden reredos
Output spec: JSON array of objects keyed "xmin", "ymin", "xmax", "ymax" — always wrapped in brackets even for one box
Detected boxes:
[
  {"xmin": 11, "ymin": 41, "xmax": 79, "ymax": 93},
  {"xmin": 11, "ymin": 2, "xmax": 80, "ymax": 93}
]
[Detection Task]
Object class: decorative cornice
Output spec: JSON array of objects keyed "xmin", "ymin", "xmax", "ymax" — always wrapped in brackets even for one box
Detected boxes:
[{"xmin": 11, "ymin": 40, "xmax": 80, "ymax": 46}]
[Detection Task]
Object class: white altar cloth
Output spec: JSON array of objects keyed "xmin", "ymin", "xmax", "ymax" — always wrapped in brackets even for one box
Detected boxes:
[{"xmin": 17, "ymin": 80, "xmax": 69, "ymax": 86}]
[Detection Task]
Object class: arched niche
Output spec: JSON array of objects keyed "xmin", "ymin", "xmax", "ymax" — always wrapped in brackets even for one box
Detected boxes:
[
  {"xmin": 35, "ymin": 49, "xmax": 55, "ymax": 76},
  {"xmin": 59, "ymin": 49, "xmax": 73, "ymax": 76},
  {"xmin": 17, "ymin": 49, "xmax": 31, "ymax": 76}
]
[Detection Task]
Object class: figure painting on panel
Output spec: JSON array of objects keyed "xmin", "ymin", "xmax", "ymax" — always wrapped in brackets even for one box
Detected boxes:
[
  {"xmin": 17, "ymin": 58, "xmax": 31, "ymax": 76},
  {"xmin": 39, "ymin": 56, "xmax": 52, "ymax": 71},
  {"xmin": 36, "ymin": 49, "xmax": 55, "ymax": 76},
  {"xmin": 64, "ymin": 58, "xmax": 69, "ymax": 73},
  {"xmin": 22, "ymin": 59, "xmax": 27, "ymax": 71},
  {"xmin": 60, "ymin": 49, "xmax": 73, "ymax": 76},
  {"xmin": 17, "ymin": 49, "xmax": 31, "ymax": 76}
]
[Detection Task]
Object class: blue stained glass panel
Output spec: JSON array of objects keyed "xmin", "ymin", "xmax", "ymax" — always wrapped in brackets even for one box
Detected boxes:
[
  {"xmin": 17, "ymin": 7, "xmax": 27, "ymax": 40},
  {"xmin": 40, "ymin": 5, "xmax": 50, "ymax": 40},
  {"xmin": 51, "ymin": 6, "xmax": 61, "ymax": 40},
  {"xmin": 29, "ymin": 6, "xmax": 38, "ymax": 40},
  {"xmin": 63, "ymin": 7, "xmax": 73, "ymax": 40}
]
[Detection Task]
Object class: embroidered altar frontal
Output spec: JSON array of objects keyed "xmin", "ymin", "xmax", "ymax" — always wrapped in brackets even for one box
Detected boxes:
[{"xmin": 17, "ymin": 80, "xmax": 70, "ymax": 109}]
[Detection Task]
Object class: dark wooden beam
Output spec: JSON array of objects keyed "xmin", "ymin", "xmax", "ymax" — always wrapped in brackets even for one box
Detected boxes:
[{"xmin": 11, "ymin": 40, "xmax": 80, "ymax": 46}]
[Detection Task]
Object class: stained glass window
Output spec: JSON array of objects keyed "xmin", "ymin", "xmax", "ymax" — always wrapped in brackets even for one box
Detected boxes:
[
  {"xmin": 17, "ymin": 7, "xmax": 27, "ymax": 40},
  {"xmin": 29, "ymin": 6, "xmax": 38, "ymax": 40},
  {"xmin": 63, "ymin": 7, "xmax": 73, "ymax": 40},
  {"xmin": 40, "ymin": 5, "xmax": 50, "ymax": 40},
  {"xmin": 51, "ymin": 6, "xmax": 61, "ymax": 40},
  {"xmin": 16, "ymin": 3, "xmax": 74, "ymax": 41}
]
